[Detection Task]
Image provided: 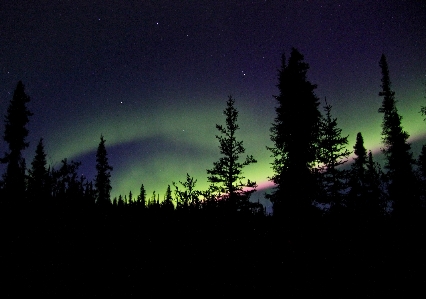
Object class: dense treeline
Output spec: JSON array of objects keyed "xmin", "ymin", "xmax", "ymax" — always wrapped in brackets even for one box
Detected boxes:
[{"xmin": 1, "ymin": 49, "xmax": 426, "ymax": 295}]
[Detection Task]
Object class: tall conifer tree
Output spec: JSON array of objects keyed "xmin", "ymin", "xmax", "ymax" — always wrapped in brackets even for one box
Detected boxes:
[
  {"xmin": 28, "ymin": 138, "xmax": 49, "ymax": 202},
  {"xmin": 317, "ymin": 101, "xmax": 351, "ymax": 207},
  {"xmin": 137, "ymin": 183, "xmax": 146, "ymax": 208},
  {"xmin": 161, "ymin": 184, "xmax": 174, "ymax": 210},
  {"xmin": 347, "ymin": 132, "xmax": 368, "ymax": 212},
  {"xmin": 346, "ymin": 133, "xmax": 384, "ymax": 216},
  {"xmin": 207, "ymin": 96, "xmax": 257, "ymax": 210},
  {"xmin": 95, "ymin": 135, "xmax": 113, "ymax": 206},
  {"xmin": 1, "ymin": 81, "xmax": 33, "ymax": 200},
  {"xmin": 418, "ymin": 97, "xmax": 426, "ymax": 200},
  {"xmin": 378, "ymin": 54, "xmax": 417, "ymax": 215},
  {"xmin": 268, "ymin": 48, "xmax": 322, "ymax": 216}
]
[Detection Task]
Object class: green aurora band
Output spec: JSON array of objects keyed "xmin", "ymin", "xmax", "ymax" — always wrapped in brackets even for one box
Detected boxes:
[{"xmin": 44, "ymin": 87, "xmax": 426, "ymax": 201}]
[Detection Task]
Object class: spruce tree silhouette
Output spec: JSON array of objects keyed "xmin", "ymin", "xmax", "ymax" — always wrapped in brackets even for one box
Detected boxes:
[
  {"xmin": 117, "ymin": 194, "xmax": 124, "ymax": 206},
  {"xmin": 147, "ymin": 190, "xmax": 160, "ymax": 209},
  {"xmin": 28, "ymin": 138, "xmax": 49, "ymax": 203},
  {"xmin": 164, "ymin": 184, "xmax": 173, "ymax": 201},
  {"xmin": 347, "ymin": 133, "xmax": 384, "ymax": 218},
  {"xmin": 317, "ymin": 100, "xmax": 351, "ymax": 210},
  {"xmin": 128, "ymin": 190, "xmax": 133, "ymax": 206},
  {"xmin": 173, "ymin": 173, "xmax": 200, "ymax": 209},
  {"xmin": 161, "ymin": 184, "xmax": 174, "ymax": 211},
  {"xmin": 378, "ymin": 54, "xmax": 417, "ymax": 216},
  {"xmin": 207, "ymin": 96, "xmax": 257, "ymax": 211},
  {"xmin": 347, "ymin": 133, "xmax": 368, "ymax": 213},
  {"xmin": 418, "ymin": 104, "xmax": 426, "ymax": 200},
  {"xmin": 95, "ymin": 135, "xmax": 113, "ymax": 206},
  {"xmin": 268, "ymin": 48, "xmax": 321, "ymax": 217},
  {"xmin": 1, "ymin": 81, "xmax": 33, "ymax": 202},
  {"xmin": 137, "ymin": 183, "xmax": 146, "ymax": 208}
]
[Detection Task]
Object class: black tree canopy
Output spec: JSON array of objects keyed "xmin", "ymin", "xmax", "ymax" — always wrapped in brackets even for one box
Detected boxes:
[
  {"xmin": 268, "ymin": 48, "xmax": 322, "ymax": 215},
  {"xmin": 378, "ymin": 54, "xmax": 417, "ymax": 215},
  {"xmin": 95, "ymin": 135, "xmax": 113, "ymax": 206},
  {"xmin": 1, "ymin": 81, "xmax": 33, "ymax": 200},
  {"xmin": 207, "ymin": 96, "xmax": 257, "ymax": 209}
]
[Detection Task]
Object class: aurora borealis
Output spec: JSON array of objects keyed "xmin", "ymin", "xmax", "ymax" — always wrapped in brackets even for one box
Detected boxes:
[{"xmin": 1, "ymin": 1, "xmax": 425, "ymax": 202}]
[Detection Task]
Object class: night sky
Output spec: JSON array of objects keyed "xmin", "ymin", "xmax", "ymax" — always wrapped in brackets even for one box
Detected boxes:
[{"xmin": 1, "ymin": 1, "xmax": 425, "ymax": 203}]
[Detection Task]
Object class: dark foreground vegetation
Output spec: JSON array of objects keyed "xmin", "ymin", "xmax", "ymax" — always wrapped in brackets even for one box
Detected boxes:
[
  {"xmin": 2, "ymin": 201, "xmax": 426, "ymax": 296},
  {"xmin": 2, "ymin": 48, "xmax": 426, "ymax": 296}
]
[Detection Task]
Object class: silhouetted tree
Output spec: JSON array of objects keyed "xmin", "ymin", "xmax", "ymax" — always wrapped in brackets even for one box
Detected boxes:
[
  {"xmin": 317, "ymin": 101, "xmax": 351, "ymax": 208},
  {"xmin": 161, "ymin": 184, "xmax": 174, "ymax": 210},
  {"xmin": 128, "ymin": 191, "xmax": 133, "ymax": 205},
  {"xmin": 95, "ymin": 135, "xmax": 113, "ymax": 206},
  {"xmin": 173, "ymin": 173, "xmax": 200, "ymax": 209},
  {"xmin": 199, "ymin": 184, "xmax": 221, "ymax": 211},
  {"xmin": 27, "ymin": 138, "xmax": 49, "ymax": 202},
  {"xmin": 418, "ymin": 99, "xmax": 426, "ymax": 201},
  {"xmin": 365, "ymin": 151, "xmax": 385, "ymax": 216},
  {"xmin": 347, "ymin": 133, "xmax": 368, "ymax": 211},
  {"xmin": 1, "ymin": 81, "xmax": 33, "ymax": 201},
  {"xmin": 207, "ymin": 96, "xmax": 257, "ymax": 210},
  {"xmin": 378, "ymin": 54, "xmax": 417, "ymax": 215},
  {"xmin": 268, "ymin": 48, "xmax": 322, "ymax": 216},
  {"xmin": 164, "ymin": 184, "xmax": 173, "ymax": 201},
  {"xmin": 137, "ymin": 183, "xmax": 146, "ymax": 208},
  {"xmin": 346, "ymin": 134, "xmax": 384, "ymax": 217},
  {"xmin": 147, "ymin": 191, "xmax": 160, "ymax": 209},
  {"xmin": 51, "ymin": 159, "xmax": 83, "ymax": 202},
  {"xmin": 118, "ymin": 194, "xmax": 124, "ymax": 207}
]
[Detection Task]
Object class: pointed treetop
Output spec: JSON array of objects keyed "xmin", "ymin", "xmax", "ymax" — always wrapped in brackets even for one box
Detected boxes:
[
  {"xmin": 353, "ymin": 132, "xmax": 367, "ymax": 161},
  {"xmin": 207, "ymin": 96, "xmax": 257, "ymax": 200},
  {"xmin": 378, "ymin": 54, "xmax": 396, "ymax": 114},
  {"xmin": 95, "ymin": 134, "xmax": 113, "ymax": 205},
  {"xmin": 3, "ymin": 80, "xmax": 33, "ymax": 153}
]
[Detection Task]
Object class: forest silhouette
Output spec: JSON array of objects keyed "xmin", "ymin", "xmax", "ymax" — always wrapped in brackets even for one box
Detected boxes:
[{"xmin": 1, "ymin": 49, "xmax": 426, "ymax": 296}]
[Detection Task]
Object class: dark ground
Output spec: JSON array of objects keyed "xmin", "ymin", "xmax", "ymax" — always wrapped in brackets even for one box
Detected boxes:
[{"xmin": 1, "ymin": 204, "xmax": 425, "ymax": 297}]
